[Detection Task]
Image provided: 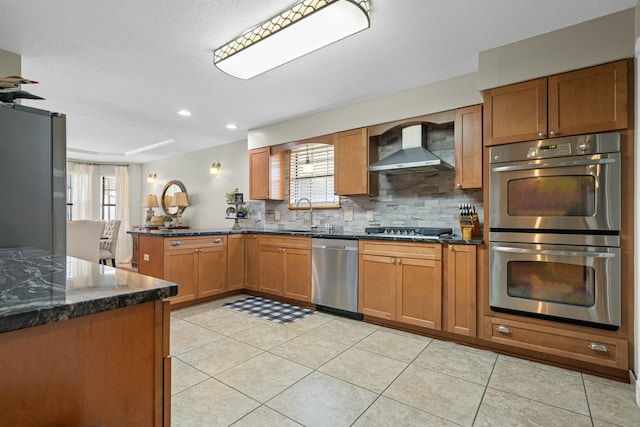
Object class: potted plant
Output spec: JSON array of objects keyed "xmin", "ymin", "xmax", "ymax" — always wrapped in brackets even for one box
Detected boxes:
[
  {"xmin": 236, "ymin": 205, "xmax": 250, "ymax": 218},
  {"xmin": 226, "ymin": 189, "xmax": 238, "ymax": 204},
  {"xmin": 162, "ymin": 215, "xmax": 173, "ymax": 227}
]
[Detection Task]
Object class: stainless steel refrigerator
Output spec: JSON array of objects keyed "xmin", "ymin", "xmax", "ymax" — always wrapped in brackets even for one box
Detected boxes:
[{"xmin": 0, "ymin": 104, "xmax": 66, "ymax": 255}]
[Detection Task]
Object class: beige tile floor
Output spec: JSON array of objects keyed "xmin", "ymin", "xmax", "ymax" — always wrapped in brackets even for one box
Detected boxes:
[{"xmin": 170, "ymin": 295, "xmax": 640, "ymax": 427}]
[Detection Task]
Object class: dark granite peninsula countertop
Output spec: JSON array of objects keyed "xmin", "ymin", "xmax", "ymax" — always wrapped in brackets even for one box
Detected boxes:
[
  {"xmin": 127, "ymin": 227, "xmax": 484, "ymax": 245},
  {"xmin": 0, "ymin": 247, "xmax": 178, "ymax": 334}
]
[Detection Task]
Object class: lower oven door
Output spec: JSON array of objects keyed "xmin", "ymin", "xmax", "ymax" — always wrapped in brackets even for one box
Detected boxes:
[{"xmin": 489, "ymin": 238, "xmax": 620, "ymax": 327}]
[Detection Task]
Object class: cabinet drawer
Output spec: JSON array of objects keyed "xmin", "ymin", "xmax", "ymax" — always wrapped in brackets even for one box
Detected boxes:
[
  {"xmin": 359, "ymin": 240, "xmax": 441, "ymax": 260},
  {"xmin": 164, "ymin": 235, "xmax": 227, "ymax": 250},
  {"xmin": 257, "ymin": 235, "xmax": 311, "ymax": 249},
  {"xmin": 484, "ymin": 317, "xmax": 628, "ymax": 369}
]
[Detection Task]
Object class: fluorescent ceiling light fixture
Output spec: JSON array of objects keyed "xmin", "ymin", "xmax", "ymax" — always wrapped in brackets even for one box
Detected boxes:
[
  {"xmin": 125, "ymin": 139, "xmax": 175, "ymax": 156},
  {"xmin": 225, "ymin": 123, "xmax": 238, "ymax": 129},
  {"xmin": 177, "ymin": 110, "xmax": 192, "ymax": 116},
  {"xmin": 213, "ymin": 0, "xmax": 370, "ymax": 80}
]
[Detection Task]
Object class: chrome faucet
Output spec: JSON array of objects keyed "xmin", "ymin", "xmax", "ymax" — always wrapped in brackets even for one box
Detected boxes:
[{"xmin": 295, "ymin": 197, "xmax": 317, "ymax": 231}]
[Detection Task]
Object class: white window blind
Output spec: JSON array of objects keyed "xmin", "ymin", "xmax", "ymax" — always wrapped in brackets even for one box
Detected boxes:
[
  {"xmin": 289, "ymin": 143, "xmax": 339, "ymax": 209},
  {"xmin": 101, "ymin": 176, "xmax": 117, "ymax": 220}
]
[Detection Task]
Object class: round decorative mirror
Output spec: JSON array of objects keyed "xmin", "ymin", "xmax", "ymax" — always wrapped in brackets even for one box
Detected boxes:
[{"xmin": 161, "ymin": 180, "xmax": 188, "ymax": 217}]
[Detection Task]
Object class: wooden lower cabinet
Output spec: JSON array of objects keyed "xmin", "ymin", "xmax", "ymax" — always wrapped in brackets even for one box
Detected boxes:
[
  {"xmin": 359, "ymin": 240, "xmax": 442, "ymax": 330},
  {"xmin": 162, "ymin": 235, "xmax": 227, "ymax": 304},
  {"xmin": 245, "ymin": 234, "xmax": 258, "ymax": 290},
  {"xmin": 484, "ymin": 316, "xmax": 628, "ymax": 370},
  {"xmin": 227, "ymin": 234, "xmax": 245, "ymax": 291},
  {"xmin": 445, "ymin": 244, "xmax": 477, "ymax": 337},
  {"xmin": 257, "ymin": 235, "xmax": 311, "ymax": 302}
]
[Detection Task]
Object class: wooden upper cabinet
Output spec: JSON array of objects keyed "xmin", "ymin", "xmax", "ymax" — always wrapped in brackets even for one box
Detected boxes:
[
  {"xmin": 483, "ymin": 79, "xmax": 547, "ymax": 146},
  {"xmin": 454, "ymin": 105, "xmax": 483, "ymax": 190},
  {"xmin": 484, "ymin": 60, "xmax": 629, "ymax": 146},
  {"xmin": 249, "ymin": 147, "xmax": 284, "ymax": 200},
  {"xmin": 548, "ymin": 60, "xmax": 628, "ymax": 137},
  {"xmin": 334, "ymin": 128, "xmax": 379, "ymax": 196}
]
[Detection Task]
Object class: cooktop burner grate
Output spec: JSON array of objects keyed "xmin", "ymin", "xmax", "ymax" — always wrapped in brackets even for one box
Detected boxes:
[{"xmin": 364, "ymin": 226, "xmax": 453, "ymax": 237}]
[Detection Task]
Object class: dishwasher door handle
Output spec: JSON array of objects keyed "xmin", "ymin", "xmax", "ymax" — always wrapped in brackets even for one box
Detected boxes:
[{"xmin": 321, "ymin": 245, "xmax": 345, "ymax": 250}]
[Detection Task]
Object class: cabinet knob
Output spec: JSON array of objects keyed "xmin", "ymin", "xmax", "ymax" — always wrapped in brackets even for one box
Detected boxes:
[
  {"xmin": 448, "ymin": 245, "xmax": 453, "ymax": 251},
  {"xmin": 496, "ymin": 325, "xmax": 512, "ymax": 334},
  {"xmin": 391, "ymin": 258, "xmax": 395, "ymax": 264},
  {"xmin": 588, "ymin": 342, "xmax": 610, "ymax": 353},
  {"xmin": 397, "ymin": 259, "xmax": 401, "ymax": 265},
  {"xmin": 456, "ymin": 183, "xmax": 462, "ymax": 189},
  {"xmin": 549, "ymin": 130, "xmax": 557, "ymax": 136},
  {"xmin": 538, "ymin": 132, "xmax": 545, "ymax": 137},
  {"xmin": 171, "ymin": 241, "xmax": 181, "ymax": 246},
  {"xmin": 213, "ymin": 238, "xmax": 222, "ymax": 243}
]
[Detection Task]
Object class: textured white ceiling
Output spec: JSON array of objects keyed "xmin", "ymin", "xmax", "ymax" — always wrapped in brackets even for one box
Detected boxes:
[{"xmin": 0, "ymin": 0, "xmax": 636, "ymax": 163}]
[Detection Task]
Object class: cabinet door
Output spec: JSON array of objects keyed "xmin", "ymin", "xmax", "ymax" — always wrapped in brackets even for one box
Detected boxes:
[
  {"xmin": 258, "ymin": 245, "xmax": 284, "ymax": 295},
  {"xmin": 282, "ymin": 248, "xmax": 311, "ymax": 302},
  {"xmin": 249, "ymin": 147, "xmax": 284, "ymax": 200},
  {"xmin": 245, "ymin": 234, "xmax": 258, "ymax": 290},
  {"xmin": 454, "ymin": 105, "xmax": 483, "ymax": 190},
  {"xmin": 358, "ymin": 254, "xmax": 396, "ymax": 320},
  {"xmin": 334, "ymin": 128, "xmax": 378, "ymax": 196},
  {"xmin": 548, "ymin": 60, "xmax": 628, "ymax": 137},
  {"xmin": 249, "ymin": 148, "xmax": 270, "ymax": 200},
  {"xmin": 396, "ymin": 257, "xmax": 442, "ymax": 330},
  {"xmin": 227, "ymin": 234, "xmax": 245, "ymax": 291},
  {"xmin": 164, "ymin": 248, "xmax": 197, "ymax": 304},
  {"xmin": 198, "ymin": 246, "xmax": 227, "ymax": 298},
  {"xmin": 483, "ymin": 78, "xmax": 547, "ymax": 145},
  {"xmin": 445, "ymin": 244, "xmax": 476, "ymax": 337}
]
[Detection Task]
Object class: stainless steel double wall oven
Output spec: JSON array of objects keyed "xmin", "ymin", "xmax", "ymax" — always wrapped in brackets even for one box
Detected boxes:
[{"xmin": 488, "ymin": 132, "xmax": 621, "ymax": 329}]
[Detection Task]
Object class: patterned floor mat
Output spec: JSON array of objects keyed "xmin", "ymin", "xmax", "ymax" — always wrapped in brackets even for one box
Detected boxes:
[{"xmin": 222, "ymin": 296, "xmax": 315, "ymax": 324}]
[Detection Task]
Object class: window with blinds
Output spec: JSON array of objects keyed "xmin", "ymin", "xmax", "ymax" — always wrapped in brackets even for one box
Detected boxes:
[
  {"xmin": 66, "ymin": 172, "xmax": 74, "ymax": 221},
  {"xmin": 101, "ymin": 176, "xmax": 117, "ymax": 220},
  {"xmin": 289, "ymin": 143, "xmax": 339, "ymax": 209}
]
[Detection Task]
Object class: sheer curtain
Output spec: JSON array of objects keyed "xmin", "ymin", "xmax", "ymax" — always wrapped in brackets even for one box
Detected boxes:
[
  {"xmin": 114, "ymin": 166, "xmax": 132, "ymax": 263},
  {"xmin": 72, "ymin": 163, "xmax": 94, "ymax": 220}
]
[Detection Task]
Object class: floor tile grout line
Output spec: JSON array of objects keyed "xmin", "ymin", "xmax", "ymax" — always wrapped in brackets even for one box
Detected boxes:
[{"xmin": 580, "ymin": 373, "xmax": 596, "ymax": 426}]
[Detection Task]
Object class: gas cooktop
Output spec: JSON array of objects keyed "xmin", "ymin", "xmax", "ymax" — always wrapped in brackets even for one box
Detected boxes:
[{"xmin": 364, "ymin": 226, "xmax": 453, "ymax": 238}]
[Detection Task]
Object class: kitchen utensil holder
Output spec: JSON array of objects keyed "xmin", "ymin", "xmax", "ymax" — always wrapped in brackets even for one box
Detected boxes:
[{"xmin": 458, "ymin": 213, "xmax": 481, "ymax": 239}]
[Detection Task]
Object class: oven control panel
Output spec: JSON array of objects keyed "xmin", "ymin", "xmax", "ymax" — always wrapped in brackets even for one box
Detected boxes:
[{"xmin": 527, "ymin": 143, "xmax": 571, "ymax": 159}]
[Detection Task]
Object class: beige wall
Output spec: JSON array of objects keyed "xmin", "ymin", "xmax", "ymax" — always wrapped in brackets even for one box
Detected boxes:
[
  {"xmin": 478, "ymin": 9, "xmax": 635, "ymax": 91},
  {"xmin": 141, "ymin": 139, "xmax": 252, "ymax": 229},
  {"xmin": 0, "ymin": 48, "xmax": 20, "ymax": 77},
  {"xmin": 248, "ymin": 72, "xmax": 482, "ymax": 149}
]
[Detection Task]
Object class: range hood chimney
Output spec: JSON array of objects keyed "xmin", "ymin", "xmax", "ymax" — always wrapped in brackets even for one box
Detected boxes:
[{"xmin": 367, "ymin": 124, "xmax": 453, "ymax": 175}]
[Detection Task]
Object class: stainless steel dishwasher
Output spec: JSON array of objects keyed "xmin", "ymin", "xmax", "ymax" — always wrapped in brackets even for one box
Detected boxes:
[{"xmin": 311, "ymin": 238, "xmax": 362, "ymax": 319}]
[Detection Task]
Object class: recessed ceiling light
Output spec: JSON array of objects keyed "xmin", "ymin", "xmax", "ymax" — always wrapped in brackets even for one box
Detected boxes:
[
  {"xmin": 177, "ymin": 110, "xmax": 192, "ymax": 116},
  {"xmin": 225, "ymin": 123, "xmax": 238, "ymax": 129}
]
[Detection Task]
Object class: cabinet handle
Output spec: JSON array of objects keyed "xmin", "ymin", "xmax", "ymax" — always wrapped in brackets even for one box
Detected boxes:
[
  {"xmin": 213, "ymin": 238, "xmax": 222, "ymax": 243},
  {"xmin": 391, "ymin": 258, "xmax": 395, "ymax": 264},
  {"xmin": 588, "ymin": 342, "xmax": 610, "ymax": 353},
  {"xmin": 456, "ymin": 183, "xmax": 462, "ymax": 189},
  {"xmin": 549, "ymin": 130, "xmax": 557, "ymax": 136},
  {"xmin": 496, "ymin": 325, "xmax": 512, "ymax": 334},
  {"xmin": 449, "ymin": 245, "xmax": 453, "ymax": 251},
  {"xmin": 171, "ymin": 241, "xmax": 181, "ymax": 246},
  {"xmin": 538, "ymin": 132, "xmax": 546, "ymax": 137},
  {"xmin": 397, "ymin": 259, "xmax": 401, "ymax": 265}
]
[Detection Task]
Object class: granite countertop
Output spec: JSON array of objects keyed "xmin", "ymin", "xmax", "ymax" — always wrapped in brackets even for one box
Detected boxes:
[
  {"xmin": 127, "ymin": 227, "xmax": 484, "ymax": 245},
  {"xmin": 0, "ymin": 247, "xmax": 178, "ymax": 334}
]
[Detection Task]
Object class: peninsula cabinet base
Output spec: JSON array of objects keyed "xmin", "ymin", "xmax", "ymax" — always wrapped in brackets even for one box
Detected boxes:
[{"xmin": 0, "ymin": 300, "xmax": 170, "ymax": 427}]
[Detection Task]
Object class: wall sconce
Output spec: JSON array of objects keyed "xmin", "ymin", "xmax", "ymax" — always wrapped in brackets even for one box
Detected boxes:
[
  {"xmin": 171, "ymin": 192, "xmax": 190, "ymax": 226},
  {"xmin": 143, "ymin": 194, "xmax": 159, "ymax": 222},
  {"xmin": 146, "ymin": 173, "xmax": 157, "ymax": 184},
  {"xmin": 210, "ymin": 162, "xmax": 221, "ymax": 175},
  {"xmin": 213, "ymin": 0, "xmax": 371, "ymax": 79}
]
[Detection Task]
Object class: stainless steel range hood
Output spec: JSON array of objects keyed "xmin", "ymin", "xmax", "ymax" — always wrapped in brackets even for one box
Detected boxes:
[{"xmin": 367, "ymin": 124, "xmax": 453, "ymax": 175}]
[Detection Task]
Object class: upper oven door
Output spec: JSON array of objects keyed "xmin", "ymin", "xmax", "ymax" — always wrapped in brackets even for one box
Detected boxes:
[{"xmin": 489, "ymin": 152, "xmax": 620, "ymax": 232}]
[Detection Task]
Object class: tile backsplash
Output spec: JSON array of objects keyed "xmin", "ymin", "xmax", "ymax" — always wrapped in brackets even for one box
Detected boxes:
[{"xmin": 245, "ymin": 123, "xmax": 484, "ymax": 238}]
